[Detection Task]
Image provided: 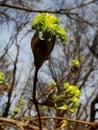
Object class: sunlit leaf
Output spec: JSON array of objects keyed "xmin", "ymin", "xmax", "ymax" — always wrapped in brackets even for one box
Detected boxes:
[
  {"xmin": 56, "ymin": 105, "xmax": 68, "ymax": 110},
  {"xmin": 61, "ymin": 120, "xmax": 67, "ymax": 128}
]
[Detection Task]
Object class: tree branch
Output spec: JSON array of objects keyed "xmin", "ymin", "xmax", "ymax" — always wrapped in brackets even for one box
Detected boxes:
[
  {"xmin": 0, "ymin": 0, "xmax": 96, "ymax": 13},
  {"xmin": 33, "ymin": 116, "xmax": 94, "ymax": 126},
  {"xmin": 0, "ymin": 117, "xmax": 43, "ymax": 130},
  {"xmin": 86, "ymin": 122, "xmax": 98, "ymax": 130},
  {"xmin": 3, "ymin": 44, "xmax": 19, "ymax": 117},
  {"xmin": 0, "ymin": 1, "xmax": 97, "ymax": 27}
]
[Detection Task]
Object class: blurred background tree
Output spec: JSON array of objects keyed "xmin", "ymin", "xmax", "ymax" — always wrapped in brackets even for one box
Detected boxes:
[{"xmin": 0, "ymin": 0, "xmax": 98, "ymax": 130}]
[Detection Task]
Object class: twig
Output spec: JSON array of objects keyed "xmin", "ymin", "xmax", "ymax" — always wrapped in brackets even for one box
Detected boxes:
[
  {"xmin": 86, "ymin": 122, "xmax": 98, "ymax": 130},
  {"xmin": 0, "ymin": 0, "xmax": 96, "ymax": 13},
  {"xmin": 0, "ymin": 1, "xmax": 97, "ymax": 27},
  {"xmin": 3, "ymin": 44, "xmax": 19, "ymax": 117},
  {"xmin": 32, "ymin": 116, "xmax": 94, "ymax": 125},
  {"xmin": 32, "ymin": 67, "xmax": 42, "ymax": 130}
]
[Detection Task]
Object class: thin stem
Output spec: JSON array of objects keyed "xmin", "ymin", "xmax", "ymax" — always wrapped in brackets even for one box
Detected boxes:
[
  {"xmin": 33, "ymin": 67, "xmax": 42, "ymax": 130},
  {"xmin": 33, "ymin": 67, "xmax": 38, "ymax": 97}
]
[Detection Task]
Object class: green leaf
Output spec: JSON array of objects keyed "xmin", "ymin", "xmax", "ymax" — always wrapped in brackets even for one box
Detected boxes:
[
  {"xmin": 40, "ymin": 105, "xmax": 47, "ymax": 111},
  {"xmin": 51, "ymin": 81, "xmax": 57, "ymax": 86},
  {"xmin": 53, "ymin": 95, "xmax": 66, "ymax": 103},
  {"xmin": 56, "ymin": 105, "xmax": 68, "ymax": 110},
  {"xmin": 61, "ymin": 120, "xmax": 67, "ymax": 128}
]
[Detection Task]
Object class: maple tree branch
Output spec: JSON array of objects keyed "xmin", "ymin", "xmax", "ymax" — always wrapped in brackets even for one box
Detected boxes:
[
  {"xmin": 86, "ymin": 122, "xmax": 98, "ymax": 130},
  {"xmin": 0, "ymin": 0, "xmax": 96, "ymax": 13},
  {"xmin": 33, "ymin": 116, "xmax": 94, "ymax": 125},
  {"xmin": 0, "ymin": 117, "xmax": 43, "ymax": 130},
  {"xmin": 0, "ymin": 1, "xmax": 97, "ymax": 27}
]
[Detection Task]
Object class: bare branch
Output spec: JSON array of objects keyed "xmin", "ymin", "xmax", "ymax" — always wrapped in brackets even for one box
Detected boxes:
[
  {"xmin": 33, "ymin": 116, "xmax": 93, "ymax": 126},
  {"xmin": 0, "ymin": 117, "xmax": 47, "ymax": 130},
  {"xmin": 86, "ymin": 122, "xmax": 98, "ymax": 130},
  {"xmin": 0, "ymin": 1, "xmax": 97, "ymax": 27}
]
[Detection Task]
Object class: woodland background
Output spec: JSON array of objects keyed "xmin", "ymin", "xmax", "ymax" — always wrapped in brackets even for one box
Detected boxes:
[{"xmin": 0, "ymin": 0, "xmax": 98, "ymax": 130}]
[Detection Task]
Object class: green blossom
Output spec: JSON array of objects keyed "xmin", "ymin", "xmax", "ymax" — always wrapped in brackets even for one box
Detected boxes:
[
  {"xmin": 4, "ymin": 82, "xmax": 8, "ymax": 86},
  {"xmin": 0, "ymin": 72, "xmax": 4, "ymax": 85},
  {"xmin": 53, "ymin": 83, "xmax": 80, "ymax": 112},
  {"xmin": 51, "ymin": 81, "xmax": 57, "ymax": 86},
  {"xmin": 13, "ymin": 107, "xmax": 20, "ymax": 114},
  {"xmin": 72, "ymin": 59, "xmax": 80, "ymax": 67},
  {"xmin": 0, "ymin": 80, "xmax": 3, "ymax": 84},
  {"xmin": 63, "ymin": 82, "xmax": 69, "ymax": 90},
  {"xmin": 71, "ymin": 97, "xmax": 79, "ymax": 103},
  {"xmin": 31, "ymin": 13, "xmax": 67, "ymax": 42},
  {"xmin": 19, "ymin": 99, "xmax": 25, "ymax": 105}
]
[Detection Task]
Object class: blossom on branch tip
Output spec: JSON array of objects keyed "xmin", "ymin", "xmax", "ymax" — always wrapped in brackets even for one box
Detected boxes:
[{"xmin": 31, "ymin": 13, "xmax": 67, "ymax": 43}]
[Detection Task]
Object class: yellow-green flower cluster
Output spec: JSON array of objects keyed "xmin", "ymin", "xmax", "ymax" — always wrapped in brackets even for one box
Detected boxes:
[
  {"xmin": 31, "ymin": 13, "xmax": 67, "ymax": 42},
  {"xmin": 63, "ymin": 83, "xmax": 80, "ymax": 99},
  {"xmin": 32, "ymin": 13, "xmax": 59, "ymax": 30},
  {"xmin": 0, "ymin": 72, "xmax": 4, "ymax": 85},
  {"xmin": 51, "ymin": 81, "xmax": 57, "ymax": 87},
  {"xmin": 72, "ymin": 59, "xmax": 80, "ymax": 67},
  {"xmin": 53, "ymin": 82, "xmax": 80, "ymax": 113},
  {"xmin": 0, "ymin": 72, "xmax": 9, "ymax": 93},
  {"xmin": 19, "ymin": 98, "xmax": 25, "ymax": 105},
  {"xmin": 13, "ymin": 107, "xmax": 20, "ymax": 115}
]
